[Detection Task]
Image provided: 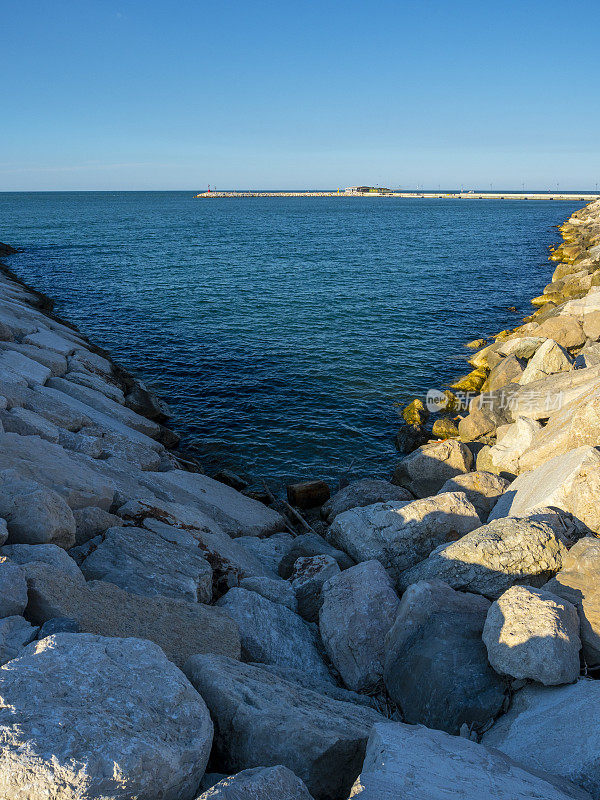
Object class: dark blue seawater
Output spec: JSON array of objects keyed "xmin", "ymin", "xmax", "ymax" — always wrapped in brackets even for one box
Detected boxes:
[{"xmin": 0, "ymin": 192, "xmax": 584, "ymax": 489}]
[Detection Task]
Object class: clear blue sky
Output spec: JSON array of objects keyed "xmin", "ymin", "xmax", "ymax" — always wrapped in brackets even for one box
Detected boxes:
[{"xmin": 2, "ymin": 0, "xmax": 599, "ymax": 191}]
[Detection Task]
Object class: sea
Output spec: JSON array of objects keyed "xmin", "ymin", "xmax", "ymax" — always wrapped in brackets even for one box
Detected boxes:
[{"xmin": 0, "ymin": 192, "xmax": 584, "ymax": 491}]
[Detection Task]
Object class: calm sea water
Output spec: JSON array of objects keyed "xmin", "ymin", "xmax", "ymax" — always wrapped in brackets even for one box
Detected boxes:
[{"xmin": 0, "ymin": 192, "xmax": 583, "ymax": 490}]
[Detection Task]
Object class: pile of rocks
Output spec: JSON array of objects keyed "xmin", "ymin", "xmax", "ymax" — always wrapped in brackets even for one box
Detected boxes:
[{"xmin": 1, "ymin": 201, "xmax": 600, "ymax": 800}]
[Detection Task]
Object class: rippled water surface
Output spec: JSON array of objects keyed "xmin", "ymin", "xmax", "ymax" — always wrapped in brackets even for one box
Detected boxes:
[{"xmin": 0, "ymin": 192, "xmax": 583, "ymax": 488}]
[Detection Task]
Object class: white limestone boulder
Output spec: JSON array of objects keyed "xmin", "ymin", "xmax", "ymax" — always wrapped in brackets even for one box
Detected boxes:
[
  {"xmin": 397, "ymin": 516, "xmax": 566, "ymax": 598},
  {"xmin": 0, "ymin": 434, "xmax": 116, "ymax": 511},
  {"xmin": 518, "ymin": 338, "xmax": 573, "ymax": 385},
  {"xmin": 239, "ymin": 576, "xmax": 298, "ymax": 611},
  {"xmin": 437, "ymin": 471, "xmax": 509, "ymax": 521},
  {"xmin": 488, "ymin": 445, "xmax": 600, "ymax": 524},
  {"xmin": 0, "ymin": 469, "xmax": 76, "ymax": 549},
  {"xmin": 146, "ymin": 470, "xmax": 287, "ymax": 539},
  {"xmin": 0, "ymin": 633, "xmax": 213, "ymax": 800},
  {"xmin": 479, "ymin": 417, "xmax": 542, "ymax": 475},
  {"xmin": 80, "ymin": 525, "xmax": 213, "ymax": 603},
  {"xmin": 0, "ymin": 543, "xmax": 83, "ymax": 580},
  {"xmin": 544, "ymin": 537, "xmax": 600, "ymax": 665},
  {"xmin": 483, "ymin": 585, "xmax": 581, "ymax": 685},
  {"xmin": 321, "ymin": 479, "xmax": 412, "ymax": 522},
  {"xmin": 0, "ymin": 350, "xmax": 51, "ymax": 386},
  {"xmin": 327, "ymin": 492, "xmax": 481, "ymax": 581},
  {"xmin": 518, "ymin": 388, "xmax": 600, "ymax": 473},
  {"xmin": 392, "ymin": 439, "xmax": 473, "ymax": 497}
]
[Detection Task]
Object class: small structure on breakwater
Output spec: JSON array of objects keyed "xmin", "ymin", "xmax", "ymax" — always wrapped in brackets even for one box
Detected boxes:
[{"xmin": 344, "ymin": 186, "xmax": 392, "ymax": 195}]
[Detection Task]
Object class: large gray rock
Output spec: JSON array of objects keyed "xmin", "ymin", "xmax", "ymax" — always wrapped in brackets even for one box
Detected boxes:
[
  {"xmin": 80, "ymin": 525, "xmax": 213, "ymax": 603},
  {"xmin": 483, "ymin": 679, "xmax": 600, "ymax": 799},
  {"xmin": 496, "ymin": 336, "xmax": 546, "ymax": 359},
  {"xmin": 533, "ymin": 315, "xmax": 586, "ymax": 349},
  {"xmin": 197, "ymin": 766, "xmax": 314, "ymax": 799},
  {"xmin": 0, "ymin": 406, "xmax": 60, "ymax": 442},
  {"xmin": 319, "ymin": 560, "xmax": 399, "ymax": 692},
  {"xmin": 0, "ymin": 633, "xmax": 213, "ymax": 800},
  {"xmin": 544, "ymin": 537, "xmax": 600, "ymax": 665},
  {"xmin": 484, "ymin": 353, "xmax": 526, "ymax": 391},
  {"xmin": 398, "ymin": 517, "xmax": 566, "ymax": 598},
  {"xmin": 328, "ymin": 492, "xmax": 481, "ymax": 582},
  {"xmin": 0, "ymin": 349, "xmax": 51, "ymax": 385},
  {"xmin": 291, "ymin": 555, "xmax": 340, "ymax": 622},
  {"xmin": 183, "ymin": 655, "xmax": 383, "ymax": 800},
  {"xmin": 216, "ymin": 587, "xmax": 330, "ymax": 682},
  {"xmin": 146, "ymin": 469, "xmax": 287, "ymax": 538},
  {"xmin": 321, "ymin": 479, "xmax": 412, "ymax": 523},
  {"xmin": 483, "ymin": 585, "xmax": 581, "ymax": 685},
  {"xmin": 0, "ymin": 543, "xmax": 83, "ymax": 580},
  {"xmin": 489, "ymin": 446, "xmax": 600, "ymax": 526},
  {"xmin": 392, "ymin": 440, "xmax": 473, "ymax": 497},
  {"xmin": 0, "ymin": 615, "xmax": 38, "ymax": 664},
  {"xmin": 437, "ymin": 471, "xmax": 510, "ymax": 521},
  {"xmin": 350, "ymin": 721, "xmax": 591, "ymax": 800},
  {"xmin": 24, "ymin": 562, "xmax": 240, "ymax": 667},
  {"xmin": 383, "ymin": 580, "xmax": 506, "ymax": 734},
  {"xmin": 0, "ymin": 469, "xmax": 76, "ymax": 548},
  {"xmin": 519, "ymin": 338, "xmax": 573, "ymax": 385},
  {"xmin": 249, "ymin": 663, "xmax": 377, "ymax": 708},
  {"xmin": 0, "ymin": 562, "xmax": 27, "ymax": 618},
  {"xmin": 0, "ymin": 433, "xmax": 115, "ymax": 511}
]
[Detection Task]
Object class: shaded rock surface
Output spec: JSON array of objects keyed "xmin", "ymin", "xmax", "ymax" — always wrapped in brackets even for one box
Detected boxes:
[
  {"xmin": 350, "ymin": 721, "xmax": 591, "ymax": 800},
  {"xmin": 383, "ymin": 580, "xmax": 506, "ymax": 734},
  {"xmin": 437, "ymin": 470, "xmax": 509, "ymax": 521},
  {"xmin": 544, "ymin": 536, "xmax": 600, "ymax": 665},
  {"xmin": 197, "ymin": 766, "xmax": 314, "ymax": 800},
  {"xmin": 80, "ymin": 524, "xmax": 213, "ymax": 603},
  {"xmin": 319, "ymin": 560, "xmax": 399, "ymax": 692},
  {"xmin": 321, "ymin": 479, "xmax": 412, "ymax": 523},
  {"xmin": 183, "ymin": 654, "xmax": 383, "ymax": 800},
  {"xmin": 483, "ymin": 679, "xmax": 600, "ymax": 800},
  {"xmin": 216, "ymin": 587, "xmax": 330, "ymax": 682},
  {"xmin": 392, "ymin": 439, "xmax": 473, "ymax": 497}
]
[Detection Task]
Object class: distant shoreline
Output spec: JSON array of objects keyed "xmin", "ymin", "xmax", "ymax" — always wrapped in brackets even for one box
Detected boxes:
[{"xmin": 195, "ymin": 190, "xmax": 600, "ymax": 200}]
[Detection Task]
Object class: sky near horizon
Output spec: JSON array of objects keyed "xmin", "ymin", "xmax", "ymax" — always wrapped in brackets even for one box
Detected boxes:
[{"xmin": 2, "ymin": 0, "xmax": 599, "ymax": 191}]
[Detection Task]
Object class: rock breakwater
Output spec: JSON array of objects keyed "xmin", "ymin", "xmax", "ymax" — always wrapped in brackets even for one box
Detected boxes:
[{"xmin": 0, "ymin": 201, "xmax": 599, "ymax": 799}]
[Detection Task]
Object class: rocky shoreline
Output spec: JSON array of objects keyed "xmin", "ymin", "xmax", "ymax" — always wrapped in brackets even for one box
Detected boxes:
[{"xmin": 0, "ymin": 201, "xmax": 599, "ymax": 798}]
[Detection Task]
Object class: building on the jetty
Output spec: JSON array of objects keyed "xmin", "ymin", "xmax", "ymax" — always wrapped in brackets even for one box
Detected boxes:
[{"xmin": 344, "ymin": 186, "xmax": 392, "ymax": 195}]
